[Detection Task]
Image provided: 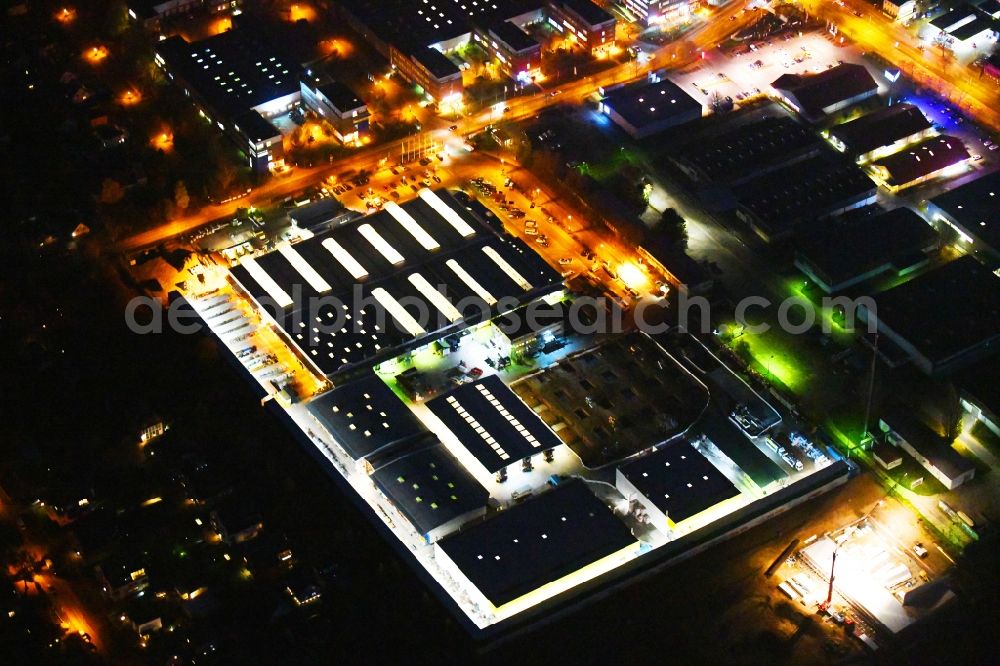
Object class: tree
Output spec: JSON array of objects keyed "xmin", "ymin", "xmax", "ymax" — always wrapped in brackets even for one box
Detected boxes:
[
  {"xmin": 656, "ymin": 208, "xmax": 688, "ymax": 250},
  {"xmin": 174, "ymin": 180, "xmax": 190, "ymax": 211},
  {"xmin": 709, "ymin": 91, "xmax": 733, "ymax": 114},
  {"xmin": 212, "ymin": 161, "xmax": 238, "ymax": 198},
  {"xmin": 99, "ymin": 178, "xmax": 125, "ymax": 204}
]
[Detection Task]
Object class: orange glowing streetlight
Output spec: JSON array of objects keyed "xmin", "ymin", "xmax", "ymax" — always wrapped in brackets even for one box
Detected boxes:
[
  {"xmin": 120, "ymin": 88, "xmax": 141, "ymax": 106},
  {"xmin": 618, "ymin": 261, "xmax": 650, "ymax": 291},
  {"xmin": 152, "ymin": 130, "xmax": 174, "ymax": 152},
  {"xmin": 84, "ymin": 45, "xmax": 109, "ymax": 65},
  {"xmin": 55, "ymin": 7, "xmax": 76, "ymax": 24},
  {"xmin": 209, "ymin": 15, "xmax": 232, "ymax": 35},
  {"xmin": 289, "ymin": 2, "xmax": 316, "ymax": 22}
]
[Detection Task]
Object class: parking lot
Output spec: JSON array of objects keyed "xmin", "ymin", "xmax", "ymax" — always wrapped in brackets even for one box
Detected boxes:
[{"xmin": 671, "ymin": 31, "xmax": 885, "ymax": 113}]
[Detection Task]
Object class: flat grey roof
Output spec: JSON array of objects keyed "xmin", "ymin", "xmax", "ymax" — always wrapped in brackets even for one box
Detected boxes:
[
  {"xmin": 618, "ymin": 441, "xmax": 740, "ymax": 524},
  {"xmin": 370, "ymin": 442, "xmax": 488, "ymax": 538},
  {"xmin": 870, "ymin": 256, "xmax": 1000, "ymax": 366},
  {"xmin": 603, "ymin": 78, "xmax": 702, "ymax": 129},
  {"xmin": 929, "ymin": 169, "xmax": 1000, "ymax": 251},
  {"xmin": 307, "ymin": 373, "xmax": 429, "ymax": 460},
  {"xmin": 436, "ymin": 481, "xmax": 635, "ymax": 607}
]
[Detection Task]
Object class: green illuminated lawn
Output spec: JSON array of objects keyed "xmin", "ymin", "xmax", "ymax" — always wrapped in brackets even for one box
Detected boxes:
[
  {"xmin": 784, "ymin": 276, "xmax": 856, "ymax": 345},
  {"xmin": 725, "ymin": 329, "xmax": 807, "ymax": 395}
]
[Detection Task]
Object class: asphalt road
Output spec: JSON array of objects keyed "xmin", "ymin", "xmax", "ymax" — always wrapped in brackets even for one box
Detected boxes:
[{"xmin": 118, "ymin": 1, "xmax": 756, "ymax": 252}]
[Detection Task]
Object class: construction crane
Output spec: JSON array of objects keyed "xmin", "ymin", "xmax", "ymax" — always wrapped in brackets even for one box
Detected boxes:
[{"xmin": 819, "ymin": 548, "xmax": 838, "ymax": 612}]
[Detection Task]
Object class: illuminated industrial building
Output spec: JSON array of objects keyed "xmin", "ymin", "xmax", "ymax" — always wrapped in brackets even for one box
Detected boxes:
[
  {"xmin": 618, "ymin": 0, "xmax": 690, "ymax": 27},
  {"xmin": 154, "ymin": 29, "xmax": 303, "ymax": 172},
  {"xmin": 771, "ymin": 63, "xmax": 879, "ymax": 124},
  {"xmin": 335, "ymin": 0, "xmax": 543, "ymax": 101},
  {"xmin": 546, "ymin": 0, "xmax": 617, "ymax": 53},
  {"xmin": 155, "ymin": 27, "xmax": 368, "ymax": 172},
  {"xmin": 868, "ymin": 135, "xmax": 970, "ymax": 192},
  {"xmin": 126, "ymin": 0, "xmax": 241, "ymax": 32},
  {"xmin": 183, "ymin": 188, "xmax": 852, "ymax": 635}
]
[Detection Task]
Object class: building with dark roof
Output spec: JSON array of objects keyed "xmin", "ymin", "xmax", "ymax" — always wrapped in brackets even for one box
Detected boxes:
[
  {"xmin": 335, "ymin": 0, "xmax": 541, "ymax": 101},
  {"xmin": 879, "ymin": 408, "xmax": 975, "ymax": 490},
  {"xmin": 491, "ymin": 300, "xmax": 569, "ymax": 355},
  {"xmin": 620, "ymin": 0, "xmax": 689, "ymax": 27},
  {"xmin": 923, "ymin": 4, "xmax": 997, "ymax": 46},
  {"xmin": 861, "ymin": 256, "xmax": 1000, "ymax": 376},
  {"xmin": 126, "ymin": 0, "xmax": 236, "ymax": 31},
  {"xmin": 299, "ymin": 77, "xmax": 369, "ymax": 144},
  {"xmin": 670, "ymin": 115, "xmax": 822, "ymax": 185},
  {"xmin": 427, "ymin": 375, "xmax": 564, "ymax": 475},
  {"xmin": 794, "ymin": 207, "xmax": 938, "ymax": 293},
  {"xmin": 639, "ymin": 235, "xmax": 714, "ymax": 296},
  {"xmin": 872, "ymin": 440, "xmax": 903, "ymax": 469},
  {"xmin": 929, "ymin": 7, "xmax": 975, "ymax": 32},
  {"xmin": 948, "ymin": 17, "xmax": 994, "ymax": 42},
  {"xmin": 307, "ymin": 372, "xmax": 431, "ymax": 463},
  {"xmin": 288, "ymin": 198, "xmax": 357, "ymax": 232},
  {"xmin": 370, "ymin": 442, "xmax": 488, "ymax": 542},
  {"xmin": 985, "ymin": 52, "xmax": 1000, "ymax": 81},
  {"xmin": 771, "ymin": 63, "xmax": 879, "ymax": 123},
  {"xmin": 615, "ymin": 441, "xmax": 741, "ymax": 529},
  {"xmin": 433, "ymin": 481, "xmax": 637, "ymax": 611},
  {"xmin": 883, "ymin": 0, "xmax": 917, "ymax": 22},
  {"xmin": 955, "ymin": 354, "xmax": 1000, "ymax": 440},
  {"xmin": 826, "ymin": 103, "xmax": 934, "ymax": 162},
  {"xmin": 601, "ymin": 77, "xmax": 702, "ymax": 138},
  {"xmin": 228, "ymin": 189, "xmax": 563, "ymax": 376},
  {"xmin": 924, "ymin": 169, "xmax": 1000, "ymax": 269},
  {"xmin": 480, "ymin": 21, "xmax": 542, "ymax": 80},
  {"xmin": 735, "ymin": 153, "xmax": 877, "ymax": 242},
  {"xmin": 546, "ymin": 0, "xmax": 618, "ymax": 54},
  {"xmin": 210, "ymin": 496, "xmax": 264, "ymax": 545},
  {"xmin": 980, "ymin": 0, "xmax": 1000, "ymax": 18},
  {"xmin": 869, "ymin": 135, "xmax": 970, "ymax": 192},
  {"xmin": 154, "ymin": 28, "xmax": 303, "ymax": 172},
  {"xmin": 96, "ymin": 550, "xmax": 150, "ymax": 600}
]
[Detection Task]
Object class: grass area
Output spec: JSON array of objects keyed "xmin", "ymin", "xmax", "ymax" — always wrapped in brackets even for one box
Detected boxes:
[
  {"xmin": 886, "ymin": 454, "xmax": 947, "ymax": 496},
  {"xmin": 970, "ymin": 421, "xmax": 1000, "ymax": 459},
  {"xmin": 952, "ymin": 439, "xmax": 992, "ymax": 477},
  {"xmin": 578, "ymin": 147, "xmax": 643, "ymax": 182},
  {"xmin": 824, "ymin": 412, "xmax": 868, "ymax": 459},
  {"xmin": 726, "ymin": 330, "xmax": 808, "ymax": 396},
  {"xmin": 784, "ymin": 276, "xmax": 859, "ymax": 346}
]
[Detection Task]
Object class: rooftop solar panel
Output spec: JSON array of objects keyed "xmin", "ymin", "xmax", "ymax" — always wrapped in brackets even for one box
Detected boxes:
[{"xmin": 427, "ymin": 375, "xmax": 563, "ymax": 473}]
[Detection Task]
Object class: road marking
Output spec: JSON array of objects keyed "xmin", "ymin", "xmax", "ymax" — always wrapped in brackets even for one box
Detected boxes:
[{"xmin": 934, "ymin": 544, "xmax": 955, "ymax": 565}]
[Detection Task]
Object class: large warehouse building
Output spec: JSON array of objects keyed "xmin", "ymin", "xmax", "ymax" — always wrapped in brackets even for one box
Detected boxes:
[
  {"xmin": 434, "ymin": 481, "xmax": 639, "ymax": 616},
  {"xmin": 600, "ymin": 76, "xmax": 702, "ymax": 138},
  {"xmin": 924, "ymin": 169, "xmax": 1000, "ymax": 269},
  {"xmin": 155, "ymin": 26, "xmax": 368, "ymax": 171},
  {"xmin": 771, "ymin": 63, "xmax": 879, "ymax": 123},
  {"xmin": 195, "ymin": 186, "xmax": 852, "ymax": 633},
  {"xmin": 229, "ymin": 189, "xmax": 562, "ymax": 376},
  {"xmin": 616, "ymin": 440, "xmax": 742, "ymax": 531}
]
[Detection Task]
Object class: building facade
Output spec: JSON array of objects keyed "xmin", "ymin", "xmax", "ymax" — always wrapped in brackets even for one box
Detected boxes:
[{"xmin": 547, "ymin": 0, "xmax": 618, "ymax": 54}]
